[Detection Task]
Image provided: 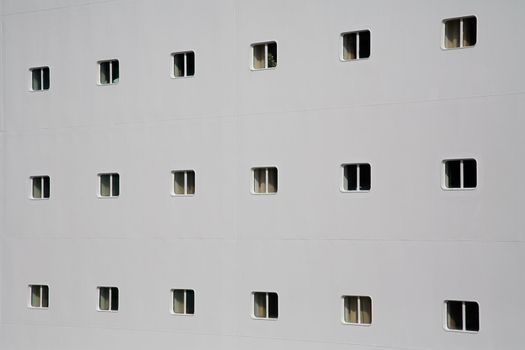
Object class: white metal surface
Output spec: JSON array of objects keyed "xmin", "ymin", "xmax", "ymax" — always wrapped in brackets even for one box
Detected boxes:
[{"xmin": 1, "ymin": 0, "xmax": 524, "ymax": 349}]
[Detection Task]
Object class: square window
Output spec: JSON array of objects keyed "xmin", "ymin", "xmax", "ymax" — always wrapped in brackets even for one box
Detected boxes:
[
  {"xmin": 445, "ymin": 300, "xmax": 479, "ymax": 332},
  {"xmin": 443, "ymin": 16, "xmax": 477, "ymax": 49},
  {"xmin": 98, "ymin": 60, "xmax": 119, "ymax": 85},
  {"xmin": 31, "ymin": 176, "xmax": 50, "ymax": 199},
  {"xmin": 252, "ymin": 42, "xmax": 277, "ymax": 70},
  {"xmin": 98, "ymin": 287, "xmax": 119, "ymax": 311},
  {"xmin": 342, "ymin": 164, "xmax": 371, "ymax": 192},
  {"xmin": 343, "ymin": 296, "xmax": 372, "ymax": 325},
  {"xmin": 253, "ymin": 167, "xmax": 278, "ymax": 194},
  {"xmin": 30, "ymin": 67, "xmax": 50, "ymax": 91},
  {"xmin": 29, "ymin": 285, "xmax": 49, "ymax": 308},
  {"xmin": 172, "ymin": 51, "xmax": 195, "ymax": 78},
  {"xmin": 342, "ymin": 30, "xmax": 371, "ymax": 60},
  {"xmin": 99, "ymin": 173, "xmax": 120, "ymax": 197},
  {"xmin": 253, "ymin": 292, "xmax": 278, "ymax": 319},
  {"xmin": 443, "ymin": 159, "xmax": 477, "ymax": 189},
  {"xmin": 172, "ymin": 289, "xmax": 195, "ymax": 315},
  {"xmin": 172, "ymin": 170, "xmax": 195, "ymax": 195}
]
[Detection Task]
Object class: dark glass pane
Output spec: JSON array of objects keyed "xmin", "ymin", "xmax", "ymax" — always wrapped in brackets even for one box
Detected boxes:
[
  {"xmin": 253, "ymin": 45, "xmax": 265, "ymax": 69},
  {"xmin": 31, "ymin": 285, "xmax": 41, "ymax": 307},
  {"xmin": 173, "ymin": 290, "xmax": 185, "ymax": 313},
  {"xmin": 344, "ymin": 165, "xmax": 358, "ymax": 191},
  {"xmin": 463, "ymin": 159, "xmax": 477, "ymax": 188},
  {"xmin": 465, "ymin": 302, "xmax": 479, "ymax": 331},
  {"xmin": 99, "ymin": 287, "xmax": 110, "ymax": 310},
  {"xmin": 174, "ymin": 54, "xmax": 185, "ymax": 77},
  {"xmin": 111, "ymin": 288, "xmax": 119, "ymax": 311},
  {"xmin": 33, "ymin": 177, "xmax": 42, "ymax": 198},
  {"xmin": 360, "ymin": 164, "xmax": 371, "ymax": 191},
  {"xmin": 112, "ymin": 174, "xmax": 120, "ymax": 197},
  {"xmin": 344, "ymin": 296, "xmax": 358, "ymax": 323},
  {"xmin": 445, "ymin": 19, "xmax": 461, "ymax": 48},
  {"xmin": 359, "ymin": 31, "xmax": 371, "ymax": 58},
  {"xmin": 174, "ymin": 172, "xmax": 185, "ymax": 194},
  {"xmin": 268, "ymin": 292, "xmax": 278, "ymax": 319},
  {"xmin": 100, "ymin": 62, "xmax": 110, "ymax": 84},
  {"xmin": 187, "ymin": 171, "xmax": 195, "ymax": 194},
  {"xmin": 43, "ymin": 68, "xmax": 50, "ymax": 90},
  {"xmin": 343, "ymin": 32, "xmax": 357, "ymax": 60},
  {"xmin": 32, "ymin": 69, "xmax": 42, "ymax": 90},
  {"xmin": 43, "ymin": 176, "xmax": 50, "ymax": 198},
  {"xmin": 445, "ymin": 160, "xmax": 461, "ymax": 188},
  {"xmin": 100, "ymin": 175, "xmax": 110, "ymax": 196},
  {"xmin": 41, "ymin": 286, "xmax": 49, "ymax": 307},
  {"xmin": 267, "ymin": 42, "xmax": 277, "ymax": 68},
  {"xmin": 186, "ymin": 290, "xmax": 195, "ymax": 314},
  {"xmin": 254, "ymin": 168, "xmax": 266, "ymax": 193},
  {"xmin": 186, "ymin": 52, "xmax": 195, "ymax": 76},
  {"xmin": 447, "ymin": 301, "xmax": 463, "ymax": 330},
  {"xmin": 267, "ymin": 167, "xmax": 278, "ymax": 193},
  {"xmin": 463, "ymin": 17, "xmax": 477, "ymax": 47},
  {"xmin": 111, "ymin": 60, "xmax": 119, "ymax": 83},
  {"xmin": 254, "ymin": 292, "xmax": 266, "ymax": 318},
  {"xmin": 360, "ymin": 296, "xmax": 372, "ymax": 324}
]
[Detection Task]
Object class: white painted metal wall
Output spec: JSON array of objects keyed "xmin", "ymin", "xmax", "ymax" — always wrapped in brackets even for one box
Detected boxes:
[{"xmin": 1, "ymin": 0, "xmax": 524, "ymax": 349}]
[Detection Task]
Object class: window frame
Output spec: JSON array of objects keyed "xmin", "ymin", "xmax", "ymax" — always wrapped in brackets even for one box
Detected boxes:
[
  {"xmin": 441, "ymin": 159, "xmax": 477, "ymax": 191},
  {"xmin": 98, "ymin": 173, "xmax": 120, "ymax": 198},
  {"xmin": 251, "ymin": 41, "xmax": 278, "ymax": 71},
  {"xmin": 251, "ymin": 166, "xmax": 278, "ymax": 195},
  {"xmin": 340, "ymin": 163, "xmax": 371, "ymax": 193},
  {"xmin": 29, "ymin": 66, "xmax": 50, "ymax": 92},
  {"xmin": 251, "ymin": 291, "xmax": 279, "ymax": 320},
  {"xmin": 443, "ymin": 300, "xmax": 480, "ymax": 333},
  {"xmin": 30, "ymin": 175, "xmax": 51, "ymax": 200},
  {"xmin": 97, "ymin": 59, "xmax": 120, "ymax": 85},
  {"xmin": 341, "ymin": 295, "xmax": 372, "ymax": 326},
  {"xmin": 340, "ymin": 29, "xmax": 371, "ymax": 62},
  {"xmin": 171, "ymin": 51, "xmax": 196, "ymax": 78},
  {"xmin": 442, "ymin": 15, "xmax": 477, "ymax": 50},
  {"xmin": 171, "ymin": 170, "xmax": 196, "ymax": 197},
  {"xmin": 97, "ymin": 286, "xmax": 119, "ymax": 312},
  {"xmin": 171, "ymin": 289, "xmax": 195, "ymax": 316},
  {"xmin": 28, "ymin": 284, "xmax": 49, "ymax": 309}
]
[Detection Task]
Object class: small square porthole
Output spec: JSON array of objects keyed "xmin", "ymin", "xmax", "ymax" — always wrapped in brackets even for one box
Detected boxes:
[
  {"xmin": 342, "ymin": 164, "xmax": 371, "ymax": 192},
  {"xmin": 443, "ymin": 159, "xmax": 477, "ymax": 190},
  {"xmin": 342, "ymin": 30, "xmax": 371, "ymax": 60},
  {"xmin": 172, "ymin": 170, "xmax": 195, "ymax": 196},
  {"xmin": 252, "ymin": 42, "xmax": 277, "ymax": 70},
  {"xmin": 29, "ymin": 285, "xmax": 49, "ymax": 308},
  {"xmin": 443, "ymin": 16, "xmax": 477, "ymax": 49},
  {"xmin": 98, "ymin": 286, "xmax": 119, "ymax": 311},
  {"xmin": 30, "ymin": 67, "xmax": 50, "ymax": 91},
  {"xmin": 31, "ymin": 176, "xmax": 50, "ymax": 199},
  {"xmin": 253, "ymin": 167, "xmax": 278, "ymax": 194},
  {"xmin": 99, "ymin": 173, "xmax": 120, "ymax": 197},
  {"xmin": 445, "ymin": 300, "xmax": 479, "ymax": 332},
  {"xmin": 172, "ymin": 289, "xmax": 195, "ymax": 315},
  {"xmin": 98, "ymin": 59, "xmax": 119, "ymax": 85},
  {"xmin": 253, "ymin": 292, "xmax": 278, "ymax": 319},
  {"xmin": 343, "ymin": 295, "xmax": 372, "ymax": 325},
  {"xmin": 172, "ymin": 51, "xmax": 195, "ymax": 78}
]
